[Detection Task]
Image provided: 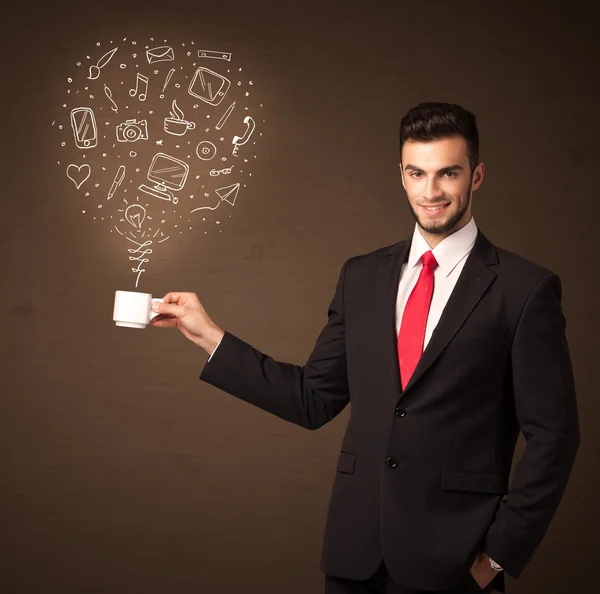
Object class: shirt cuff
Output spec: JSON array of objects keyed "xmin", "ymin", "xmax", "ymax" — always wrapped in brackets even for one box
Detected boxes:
[{"xmin": 207, "ymin": 335, "xmax": 224, "ymax": 362}]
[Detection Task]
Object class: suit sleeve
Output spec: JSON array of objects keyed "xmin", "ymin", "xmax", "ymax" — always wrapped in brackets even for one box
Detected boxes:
[
  {"xmin": 483, "ymin": 272, "xmax": 580, "ymax": 578},
  {"xmin": 198, "ymin": 260, "xmax": 351, "ymax": 430}
]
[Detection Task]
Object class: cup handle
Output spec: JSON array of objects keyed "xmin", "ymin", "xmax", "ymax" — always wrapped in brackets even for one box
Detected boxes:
[
  {"xmin": 150, "ymin": 298, "xmax": 164, "ymax": 320},
  {"xmin": 187, "ymin": 121, "xmax": 196, "ymax": 130}
]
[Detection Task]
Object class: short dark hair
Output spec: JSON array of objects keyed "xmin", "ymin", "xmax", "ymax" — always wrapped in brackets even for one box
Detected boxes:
[{"xmin": 399, "ymin": 102, "xmax": 480, "ymax": 173}]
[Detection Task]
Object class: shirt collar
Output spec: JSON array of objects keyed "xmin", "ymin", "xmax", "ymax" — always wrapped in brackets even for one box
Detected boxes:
[{"xmin": 407, "ymin": 216, "xmax": 478, "ymax": 278}]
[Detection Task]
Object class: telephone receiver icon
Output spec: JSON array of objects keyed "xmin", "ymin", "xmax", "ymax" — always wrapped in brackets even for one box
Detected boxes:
[{"xmin": 232, "ymin": 116, "xmax": 256, "ymax": 147}]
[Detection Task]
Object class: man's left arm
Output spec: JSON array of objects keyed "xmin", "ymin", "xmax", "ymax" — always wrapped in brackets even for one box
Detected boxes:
[{"xmin": 481, "ymin": 272, "xmax": 580, "ymax": 579}]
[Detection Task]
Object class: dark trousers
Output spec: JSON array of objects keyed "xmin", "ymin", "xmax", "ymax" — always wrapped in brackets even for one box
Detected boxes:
[{"xmin": 325, "ymin": 560, "xmax": 497, "ymax": 594}]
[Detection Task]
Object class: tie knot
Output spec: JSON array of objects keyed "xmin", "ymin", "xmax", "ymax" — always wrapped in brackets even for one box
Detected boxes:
[{"xmin": 421, "ymin": 250, "xmax": 438, "ymax": 269}]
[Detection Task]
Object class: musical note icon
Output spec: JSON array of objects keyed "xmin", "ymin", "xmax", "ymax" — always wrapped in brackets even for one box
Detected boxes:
[{"xmin": 129, "ymin": 73, "xmax": 148, "ymax": 101}]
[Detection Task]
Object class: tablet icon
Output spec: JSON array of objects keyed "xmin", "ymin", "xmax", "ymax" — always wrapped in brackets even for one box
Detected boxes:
[{"xmin": 188, "ymin": 67, "xmax": 231, "ymax": 106}]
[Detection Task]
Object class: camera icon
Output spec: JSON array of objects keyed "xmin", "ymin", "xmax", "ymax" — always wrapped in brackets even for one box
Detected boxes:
[{"xmin": 116, "ymin": 119, "xmax": 149, "ymax": 143}]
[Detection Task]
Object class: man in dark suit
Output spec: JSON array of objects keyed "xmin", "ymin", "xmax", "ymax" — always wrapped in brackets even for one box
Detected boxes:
[{"xmin": 150, "ymin": 102, "xmax": 580, "ymax": 593}]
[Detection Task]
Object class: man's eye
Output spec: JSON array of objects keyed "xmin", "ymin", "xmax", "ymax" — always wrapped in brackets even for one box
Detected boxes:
[{"xmin": 443, "ymin": 172, "xmax": 456, "ymax": 177}]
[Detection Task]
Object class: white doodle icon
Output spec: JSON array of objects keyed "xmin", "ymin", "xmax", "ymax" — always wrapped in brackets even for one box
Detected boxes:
[
  {"xmin": 198, "ymin": 49, "xmax": 232, "ymax": 61},
  {"xmin": 215, "ymin": 101, "xmax": 236, "ymax": 130},
  {"xmin": 66, "ymin": 163, "xmax": 91, "ymax": 189},
  {"xmin": 160, "ymin": 68, "xmax": 176, "ymax": 99},
  {"xmin": 231, "ymin": 115, "xmax": 255, "ymax": 156},
  {"xmin": 210, "ymin": 165, "xmax": 234, "ymax": 176},
  {"xmin": 104, "ymin": 84, "xmax": 118, "ymax": 113},
  {"xmin": 125, "ymin": 204, "xmax": 146, "ymax": 229},
  {"xmin": 139, "ymin": 152, "xmax": 189, "ymax": 205},
  {"xmin": 116, "ymin": 119, "xmax": 149, "ymax": 143},
  {"xmin": 129, "ymin": 73, "xmax": 148, "ymax": 101},
  {"xmin": 88, "ymin": 46, "xmax": 118, "ymax": 80},
  {"xmin": 164, "ymin": 100, "xmax": 196, "ymax": 136},
  {"xmin": 216, "ymin": 182, "xmax": 240, "ymax": 206},
  {"xmin": 70, "ymin": 107, "xmax": 98, "ymax": 149},
  {"xmin": 190, "ymin": 182, "xmax": 240, "ymax": 213},
  {"xmin": 107, "ymin": 165, "xmax": 126, "ymax": 199},
  {"xmin": 196, "ymin": 140, "xmax": 217, "ymax": 160},
  {"xmin": 188, "ymin": 66, "xmax": 231, "ymax": 106},
  {"xmin": 146, "ymin": 45, "xmax": 175, "ymax": 64}
]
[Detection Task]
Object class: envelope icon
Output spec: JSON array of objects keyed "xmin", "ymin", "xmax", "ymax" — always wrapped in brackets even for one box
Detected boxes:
[{"xmin": 146, "ymin": 45, "xmax": 175, "ymax": 64}]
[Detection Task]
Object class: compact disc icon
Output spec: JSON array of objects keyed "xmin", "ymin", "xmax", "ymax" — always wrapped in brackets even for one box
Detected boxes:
[{"xmin": 196, "ymin": 140, "xmax": 217, "ymax": 161}]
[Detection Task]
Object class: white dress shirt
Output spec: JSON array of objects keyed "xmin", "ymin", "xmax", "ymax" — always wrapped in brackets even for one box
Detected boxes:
[
  {"xmin": 396, "ymin": 215, "xmax": 478, "ymax": 348},
  {"xmin": 208, "ymin": 216, "xmax": 479, "ymax": 364}
]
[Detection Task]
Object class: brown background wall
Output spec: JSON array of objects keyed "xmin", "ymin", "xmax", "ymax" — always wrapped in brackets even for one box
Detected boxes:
[{"xmin": 2, "ymin": 1, "xmax": 598, "ymax": 592}]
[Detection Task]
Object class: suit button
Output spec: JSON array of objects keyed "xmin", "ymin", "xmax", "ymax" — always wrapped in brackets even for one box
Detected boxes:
[
  {"xmin": 395, "ymin": 406, "xmax": 406, "ymax": 417},
  {"xmin": 386, "ymin": 457, "xmax": 398, "ymax": 468}
]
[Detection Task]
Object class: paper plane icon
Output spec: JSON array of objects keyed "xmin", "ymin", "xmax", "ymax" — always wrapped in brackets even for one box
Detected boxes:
[{"xmin": 215, "ymin": 182, "xmax": 240, "ymax": 206}]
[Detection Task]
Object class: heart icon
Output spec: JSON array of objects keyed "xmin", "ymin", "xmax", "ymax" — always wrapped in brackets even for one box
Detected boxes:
[{"xmin": 67, "ymin": 163, "xmax": 91, "ymax": 189}]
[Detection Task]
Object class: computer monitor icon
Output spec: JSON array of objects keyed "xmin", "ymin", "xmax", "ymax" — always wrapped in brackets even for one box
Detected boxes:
[{"xmin": 139, "ymin": 152, "xmax": 189, "ymax": 205}]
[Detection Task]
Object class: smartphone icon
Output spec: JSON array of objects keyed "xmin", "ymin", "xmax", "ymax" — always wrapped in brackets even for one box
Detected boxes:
[{"xmin": 70, "ymin": 107, "xmax": 98, "ymax": 149}]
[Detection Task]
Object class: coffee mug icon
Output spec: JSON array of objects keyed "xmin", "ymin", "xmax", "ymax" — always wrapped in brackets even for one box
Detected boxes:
[{"xmin": 164, "ymin": 117, "xmax": 196, "ymax": 136}]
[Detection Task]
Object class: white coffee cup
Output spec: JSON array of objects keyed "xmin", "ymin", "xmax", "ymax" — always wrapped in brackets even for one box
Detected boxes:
[{"xmin": 113, "ymin": 290, "xmax": 164, "ymax": 329}]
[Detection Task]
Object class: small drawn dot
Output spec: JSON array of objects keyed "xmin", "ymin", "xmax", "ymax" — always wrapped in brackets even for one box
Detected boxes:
[
  {"xmin": 133, "ymin": 53, "xmax": 137, "ymax": 58},
  {"xmin": 90, "ymin": 95, "xmax": 94, "ymax": 99},
  {"xmin": 67, "ymin": 77, "xmax": 72, "ymax": 83},
  {"xmin": 175, "ymin": 83, "xmax": 180, "ymax": 88},
  {"xmin": 120, "ymin": 64, "xmax": 126, "ymax": 69},
  {"xmin": 237, "ymin": 81, "xmax": 242, "ymax": 86},
  {"xmin": 245, "ymin": 92, "xmax": 249, "ymax": 96},
  {"xmin": 249, "ymin": 81, "xmax": 253, "ymax": 85},
  {"xmin": 59, "ymin": 125, "xmax": 63, "ymax": 129},
  {"xmin": 193, "ymin": 104, "xmax": 198, "ymax": 108},
  {"xmin": 95, "ymin": 183, "xmax": 100, "ymax": 187},
  {"xmin": 195, "ymin": 175, "xmax": 200, "ymax": 179},
  {"xmin": 130, "ymin": 151, "xmax": 137, "ymax": 157},
  {"xmin": 149, "ymin": 110, "xmax": 153, "ymax": 114},
  {"xmin": 76, "ymin": 61, "xmax": 81, "ymax": 66},
  {"xmin": 187, "ymin": 51, "xmax": 191, "ymax": 56},
  {"xmin": 61, "ymin": 142, "xmax": 66, "ymax": 146},
  {"xmin": 63, "ymin": 104, "xmax": 67, "ymax": 107},
  {"xmin": 204, "ymin": 193, "xmax": 209, "ymax": 197},
  {"xmin": 220, "ymin": 137, "xmax": 224, "ymax": 141},
  {"xmin": 96, "ymin": 42, "xmax": 101, "ymax": 46},
  {"xmin": 135, "ymin": 168, "xmax": 140, "ymax": 172},
  {"xmin": 154, "ymin": 69, "xmax": 159, "ymax": 74}
]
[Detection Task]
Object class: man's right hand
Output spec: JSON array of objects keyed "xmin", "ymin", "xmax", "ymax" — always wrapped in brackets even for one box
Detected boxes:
[{"xmin": 150, "ymin": 292, "xmax": 225, "ymax": 355}]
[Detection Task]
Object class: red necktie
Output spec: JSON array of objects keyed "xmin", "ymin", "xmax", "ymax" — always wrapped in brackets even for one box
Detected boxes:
[{"xmin": 397, "ymin": 250, "xmax": 438, "ymax": 391}]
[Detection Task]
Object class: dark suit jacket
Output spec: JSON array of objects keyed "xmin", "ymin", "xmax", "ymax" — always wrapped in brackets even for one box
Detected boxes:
[{"xmin": 199, "ymin": 228, "xmax": 580, "ymax": 591}]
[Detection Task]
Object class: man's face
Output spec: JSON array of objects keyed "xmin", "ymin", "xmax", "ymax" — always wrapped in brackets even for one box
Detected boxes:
[{"xmin": 400, "ymin": 136, "xmax": 484, "ymax": 237}]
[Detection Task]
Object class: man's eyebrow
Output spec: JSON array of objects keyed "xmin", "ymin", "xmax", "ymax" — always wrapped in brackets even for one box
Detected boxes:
[{"xmin": 404, "ymin": 164, "xmax": 464, "ymax": 173}]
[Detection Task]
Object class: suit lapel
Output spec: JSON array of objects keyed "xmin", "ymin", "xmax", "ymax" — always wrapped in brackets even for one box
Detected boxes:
[{"xmin": 376, "ymin": 228, "xmax": 499, "ymax": 399}]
